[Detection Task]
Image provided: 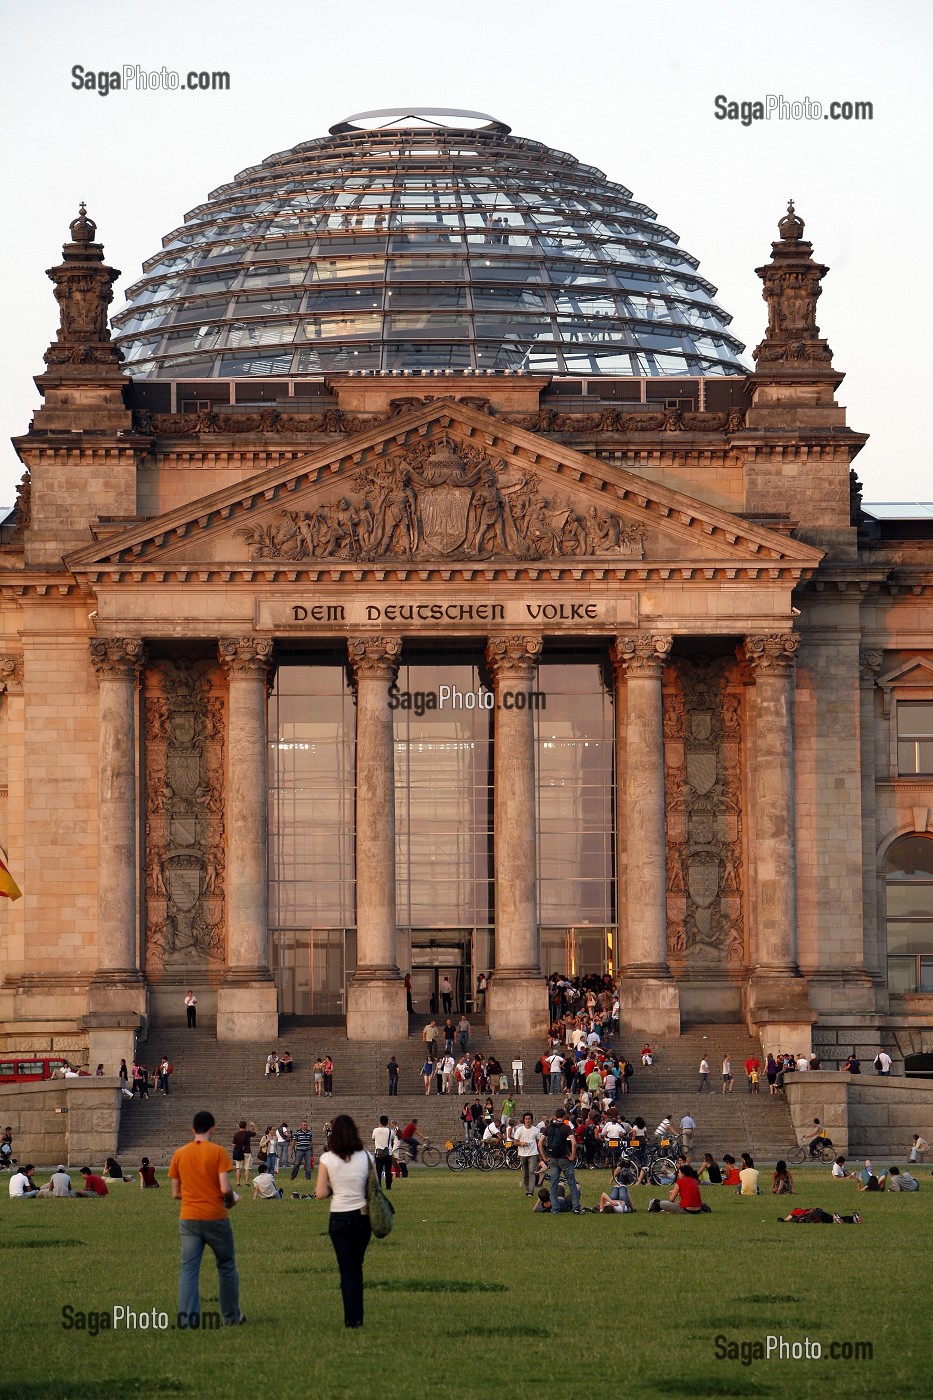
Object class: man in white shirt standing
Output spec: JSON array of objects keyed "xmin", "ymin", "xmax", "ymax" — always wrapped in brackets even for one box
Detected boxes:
[
  {"xmin": 679, "ymin": 1113, "xmax": 697, "ymax": 1152},
  {"xmin": 511, "ymin": 1057, "xmax": 524, "ymax": 1094},
  {"xmin": 697, "ymin": 1057, "xmax": 712, "ymax": 1093},
  {"xmin": 439, "ymin": 1052, "xmax": 456, "ymax": 1095},
  {"xmin": 185, "ymin": 990, "xmax": 197, "ymax": 1029},
  {"xmin": 371, "ymin": 1116, "xmax": 396, "ymax": 1191},
  {"xmin": 547, "ymin": 1051, "xmax": 564, "ymax": 1096},
  {"xmin": 875, "ymin": 1050, "xmax": 893, "ymax": 1076},
  {"xmin": 511, "ymin": 1111, "xmax": 543, "ymax": 1196},
  {"xmin": 795, "ymin": 1054, "xmax": 809, "ymax": 1072}
]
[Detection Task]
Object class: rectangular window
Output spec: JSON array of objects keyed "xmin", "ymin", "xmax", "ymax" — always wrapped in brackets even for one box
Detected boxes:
[{"xmin": 897, "ymin": 701, "xmax": 933, "ymax": 775}]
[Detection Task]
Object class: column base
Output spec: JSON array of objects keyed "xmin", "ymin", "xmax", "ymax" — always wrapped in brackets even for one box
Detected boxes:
[
  {"xmin": 746, "ymin": 974, "xmax": 814, "ymax": 1058},
  {"xmin": 618, "ymin": 978, "xmax": 681, "ymax": 1041},
  {"xmin": 486, "ymin": 975, "xmax": 549, "ymax": 1043},
  {"xmin": 346, "ymin": 974, "xmax": 407, "ymax": 1042},
  {"xmin": 216, "ymin": 982, "xmax": 279, "ymax": 1041},
  {"xmin": 80, "ymin": 1012, "xmax": 146, "ymax": 1075}
]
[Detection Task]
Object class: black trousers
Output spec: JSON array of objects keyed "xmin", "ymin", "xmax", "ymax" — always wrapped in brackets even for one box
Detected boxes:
[
  {"xmin": 375, "ymin": 1155, "xmax": 392, "ymax": 1189},
  {"xmin": 329, "ymin": 1210, "xmax": 372, "ymax": 1327},
  {"xmin": 186, "ymin": 1006, "xmax": 196, "ymax": 1027}
]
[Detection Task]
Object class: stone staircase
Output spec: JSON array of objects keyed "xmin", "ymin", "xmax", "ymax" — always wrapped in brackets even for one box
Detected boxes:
[{"xmin": 117, "ymin": 1019, "xmax": 798, "ymax": 1166}]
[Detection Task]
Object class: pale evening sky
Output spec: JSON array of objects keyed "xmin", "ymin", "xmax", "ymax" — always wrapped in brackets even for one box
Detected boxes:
[{"xmin": 1, "ymin": 0, "xmax": 930, "ymax": 506}]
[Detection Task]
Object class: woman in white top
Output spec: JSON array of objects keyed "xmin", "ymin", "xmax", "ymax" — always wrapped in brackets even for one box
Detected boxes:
[{"xmin": 315, "ymin": 1115, "xmax": 371, "ymax": 1328}]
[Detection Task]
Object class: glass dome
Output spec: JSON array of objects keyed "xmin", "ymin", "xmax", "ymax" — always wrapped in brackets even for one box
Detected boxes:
[{"xmin": 111, "ymin": 110, "xmax": 747, "ymax": 379}]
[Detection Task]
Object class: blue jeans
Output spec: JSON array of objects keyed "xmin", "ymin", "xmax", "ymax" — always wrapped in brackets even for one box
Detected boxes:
[
  {"xmin": 549, "ymin": 1072, "xmax": 562, "ymax": 1094},
  {"xmin": 291, "ymin": 1148, "xmax": 313, "ymax": 1179},
  {"xmin": 265, "ymin": 1150, "xmax": 278, "ymax": 1173},
  {"xmin": 548, "ymin": 1157, "xmax": 581, "ymax": 1211},
  {"xmin": 329, "ymin": 1210, "xmax": 372, "ymax": 1327},
  {"xmin": 178, "ymin": 1217, "xmax": 240, "ymax": 1325}
]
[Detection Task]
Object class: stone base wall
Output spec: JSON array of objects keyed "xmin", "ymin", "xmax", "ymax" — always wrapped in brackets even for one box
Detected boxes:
[
  {"xmin": 784, "ymin": 1072, "xmax": 933, "ymax": 1157},
  {"xmin": 0, "ymin": 1079, "xmax": 122, "ymax": 1166}
]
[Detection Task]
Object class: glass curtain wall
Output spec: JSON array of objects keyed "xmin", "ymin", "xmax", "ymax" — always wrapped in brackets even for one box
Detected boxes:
[
  {"xmin": 268, "ymin": 660, "xmax": 356, "ymax": 1014},
  {"xmin": 535, "ymin": 657, "xmax": 616, "ymax": 978}
]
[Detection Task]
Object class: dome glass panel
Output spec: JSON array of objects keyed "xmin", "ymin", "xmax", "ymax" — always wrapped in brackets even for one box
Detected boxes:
[{"xmin": 112, "ymin": 110, "xmax": 746, "ymax": 378}]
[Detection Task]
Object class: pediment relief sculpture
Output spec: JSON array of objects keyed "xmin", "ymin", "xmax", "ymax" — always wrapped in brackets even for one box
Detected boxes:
[{"xmin": 235, "ymin": 434, "xmax": 645, "ymax": 563}]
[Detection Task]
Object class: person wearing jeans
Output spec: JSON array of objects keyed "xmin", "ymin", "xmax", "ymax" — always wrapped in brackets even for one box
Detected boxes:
[
  {"xmin": 512, "ymin": 1112, "xmax": 542, "ymax": 1197},
  {"xmin": 169, "ymin": 1110, "xmax": 243, "ymax": 1328},
  {"xmin": 316, "ymin": 1116, "xmax": 372, "ymax": 1328},
  {"xmin": 291, "ymin": 1121, "xmax": 314, "ymax": 1180},
  {"xmin": 540, "ymin": 1114, "xmax": 583, "ymax": 1214}
]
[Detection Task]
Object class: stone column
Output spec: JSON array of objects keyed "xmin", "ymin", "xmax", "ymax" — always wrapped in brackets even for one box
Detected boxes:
[
  {"xmin": 484, "ymin": 634, "xmax": 548, "ymax": 1040},
  {"xmin": 610, "ymin": 634, "xmax": 680, "ymax": 1039},
  {"xmin": 346, "ymin": 635, "xmax": 407, "ymax": 1041},
  {"xmin": 0, "ymin": 656, "xmax": 26, "ymax": 980},
  {"xmin": 744, "ymin": 633, "xmax": 811, "ymax": 1040},
  {"xmin": 858, "ymin": 649, "xmax": 884, "ymax": 986},
  {"xmin": 216, "ymin": 637, "xmax": 278, "ymax": 1041},
  {"xmin": 86, "ymin": 638, "xmax": 147, "ymax": 1068}
]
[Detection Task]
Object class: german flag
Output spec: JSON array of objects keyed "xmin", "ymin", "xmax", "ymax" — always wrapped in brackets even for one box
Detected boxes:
[{"xmin": 0, "ymin": 849, "xmax": 22, "ymax": 901}]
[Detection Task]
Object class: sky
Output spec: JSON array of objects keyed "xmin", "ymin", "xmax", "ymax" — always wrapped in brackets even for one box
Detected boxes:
[{"xmin": 1, "ymin": 0, "xmax": 930, "ymax": 506}]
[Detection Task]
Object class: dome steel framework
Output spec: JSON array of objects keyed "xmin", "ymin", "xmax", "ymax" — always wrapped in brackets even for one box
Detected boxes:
[{"xmin": 112, "ymin": 111, "xmax": 747, "ymax": 379}]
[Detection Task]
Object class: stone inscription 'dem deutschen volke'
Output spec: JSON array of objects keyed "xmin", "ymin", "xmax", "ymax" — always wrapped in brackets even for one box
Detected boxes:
[{"xmin": 257, "ymin": 595, "xmax": 638, "ymax": 631}]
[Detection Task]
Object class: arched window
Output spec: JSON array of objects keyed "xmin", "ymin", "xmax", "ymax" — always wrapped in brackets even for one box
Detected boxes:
[{"xmin": 885, "ymin": 834, "xmax": 933, "ymax": 992}]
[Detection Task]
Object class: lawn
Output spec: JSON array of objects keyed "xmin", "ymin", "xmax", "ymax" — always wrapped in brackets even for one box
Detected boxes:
[{"xmin": 0, "ymin": 1164, "xmax": 928, "ymax": 1400}]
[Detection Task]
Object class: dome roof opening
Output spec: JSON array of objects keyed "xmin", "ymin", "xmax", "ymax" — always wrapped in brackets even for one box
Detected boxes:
[{"xmin": 112, "ymin": 119, "xmax": 746, "ymax": 380}]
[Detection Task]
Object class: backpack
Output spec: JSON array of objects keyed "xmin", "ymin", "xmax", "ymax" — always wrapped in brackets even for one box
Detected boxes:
[
  {"xmin": 545, "ymin": 1122, "xmax": 569, "ymax": 1156},
  {"xmin": 366, "ymin": 1158, "xmax": 395, "ymax": 1238}
]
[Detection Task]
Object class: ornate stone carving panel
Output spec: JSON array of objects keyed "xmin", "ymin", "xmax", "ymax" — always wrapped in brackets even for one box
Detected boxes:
[
  {"xmin": 144, "ymin": 660, "xmax": 225, "ymax": 978},
  {"xmin": 664, "ymin": 657, "xmax": 746, "ymax": 968},
  {"xmin": 235, "ymin": 432, "xmax": 645, "ymax": 563}
]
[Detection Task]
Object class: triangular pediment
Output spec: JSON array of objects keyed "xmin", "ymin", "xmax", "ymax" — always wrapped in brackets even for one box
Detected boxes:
[
  {"xmin": 66, "ymin": 401, "xmax": 823, "ymax": 581},
  {"xmin": 878, "ymin": 656, "xmax": 933, "ymax": 689}
]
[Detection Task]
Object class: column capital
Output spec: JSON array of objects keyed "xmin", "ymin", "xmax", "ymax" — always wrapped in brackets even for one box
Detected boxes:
[
  {"xmin": 218, "ymin": 636, "xmax": 275, "ymax": 677},
  {"xmin": 90, "ymin": 636, "xmax": 146, "ymax": 680},
  {"xmin": 743, "ymin": 632, "xmax": 799, "ymax": 675},
  {"xmin": 0, "ymin": 653, "xmax": 24, "ymax": 694},
  {"xmin": 485, "ymin": 633, "xmax": 543, "ymax": 682},
  {"xmin": 610, "ymin": 633, "xmax": 672, "ymax": 679},
  {"xmin": 347, "ymin": 635, "xmax": 402, "ymax": 683},
  {"xmin": 858, "ymin": 647, "xmax": 884, "ymax": 685}
]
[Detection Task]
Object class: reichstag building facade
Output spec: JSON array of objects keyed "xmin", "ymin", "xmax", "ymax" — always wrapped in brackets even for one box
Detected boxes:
[{"xmin": 1, "ymin": 109, "xmax": 931, "ymax": 1068}]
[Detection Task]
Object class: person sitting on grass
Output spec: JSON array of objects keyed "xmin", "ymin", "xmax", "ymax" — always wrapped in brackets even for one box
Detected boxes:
[
  {"xmin": 738, "ymin": 1154, "xmax": 760, "ymax": 1195},
  {"xmin": 648, "ymin": 1164, "xmax": 707, "ymax": 1214},
  {"xmin": 139, "ymin": 1158, "xmax": 159, "ymax": 1188},
  {"xmin": 75, "ymin": 1167, "xmax": 109, "ymax": 1197},
  {"xmin": 533, "ymin": 1184, "xmax": 571, "ymax": 1213},
  {"xmin": 886, "ymin": 1166, "xmax": 919, "ymax": 1192},
  {"xmin": 698, "ymin": 1153, "xmax": 722, "ymax": 1185},
  {"xmin": 832, "ymin": 1155, "xmax": 855, "ymax": 1180},
  {"xmin": 778, "ymin": 1207, "xmax": 860, "ymax": 1224},
  {"xmin": 771, "ymin": 1160, "xmax": 794, "ymax": 1195},
  {"xmin": 8, "ymin": 1164, "xmax": 38, "ymax": 1198},
  {"xmin": 38, "ymin": 1166, "xmax": 73, "ymax": 1197},
  {"xmin": 252, "ymin": 1167, "xmax": 282, "ymax": 1201},
  {"xmin": 104, "ymin": 1157, "xmax": 131, "ymax": 1183},
  {"xmin": 721, "ymin": 1154, "xmax": 741, "ymax": 1188}
]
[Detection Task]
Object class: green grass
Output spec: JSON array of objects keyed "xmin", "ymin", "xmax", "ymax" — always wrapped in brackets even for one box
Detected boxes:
[{"xmin": 1, "ymin": 1165, "xmax": 929, "ymax": 1400}]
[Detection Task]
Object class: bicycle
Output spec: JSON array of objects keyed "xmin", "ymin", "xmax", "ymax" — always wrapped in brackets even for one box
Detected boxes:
[
  {"xmin": 788, "ymin": 1140, "xmax": 836, "ymax": 1165},
  {"xmin": 406, "ymin": 1136, "xmax": 442, "ymax": 1167}
]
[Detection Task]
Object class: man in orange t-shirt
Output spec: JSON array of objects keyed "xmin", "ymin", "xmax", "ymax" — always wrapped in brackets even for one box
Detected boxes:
[{"xmin": 169, "ymin": 1110, "xmax": 243, "ymax": 1327}]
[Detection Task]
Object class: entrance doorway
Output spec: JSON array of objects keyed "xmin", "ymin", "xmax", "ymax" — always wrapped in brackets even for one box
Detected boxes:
[{"xmin": 409, "ymin": 932, "xmax": 469, "ymax": 1016}]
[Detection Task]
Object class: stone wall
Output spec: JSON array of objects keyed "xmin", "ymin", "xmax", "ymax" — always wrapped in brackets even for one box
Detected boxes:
[
  {"xmin": 0, "ymin": 1079, "xmax": 122, "ymax": 1165},
  {"xmin": 784, "ymin": 1072, "xmax": 933, "ymax": 1157}
]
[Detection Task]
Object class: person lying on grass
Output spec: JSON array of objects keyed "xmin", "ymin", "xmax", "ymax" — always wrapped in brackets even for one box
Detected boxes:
[{"xmin": 778, "ymin": 1207, "xmax": 860, "ymax": 1224}]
